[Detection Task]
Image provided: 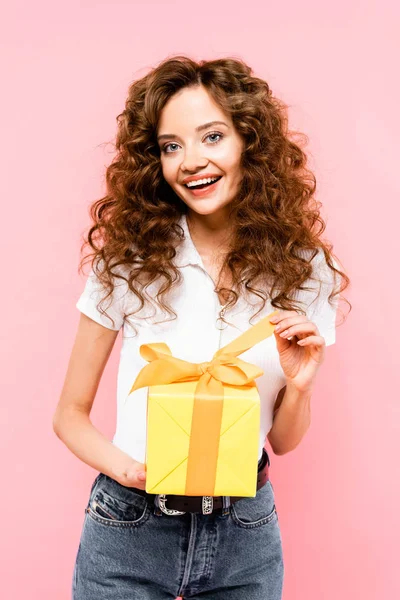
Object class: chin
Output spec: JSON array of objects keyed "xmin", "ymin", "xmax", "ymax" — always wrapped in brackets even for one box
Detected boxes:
[
  {"xmin": 185, "ymin": 197, "xmax": 234, "ymax": 214},
  {"xmin": 188, "ymin": 205, "xmax": 227, "ymax": 217}
]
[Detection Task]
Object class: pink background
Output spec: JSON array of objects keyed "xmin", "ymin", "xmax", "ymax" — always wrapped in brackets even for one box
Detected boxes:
[{"xmin": 1, "ymin": 1, "xmax": 399, "ymax": 598}]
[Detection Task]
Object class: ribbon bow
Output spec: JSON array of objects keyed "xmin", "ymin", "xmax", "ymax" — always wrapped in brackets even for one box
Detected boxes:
[{"xmin": 127, "ymin": 311, "xmax": 279, "ymax": 397}]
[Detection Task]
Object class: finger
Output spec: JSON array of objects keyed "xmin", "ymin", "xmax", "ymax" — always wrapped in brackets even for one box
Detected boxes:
[
  {"xmin": 269, "ymin": 310, "xmax": 298, "ymax": 324},
  {"xmin": 118, "ymin": 477, "xmax": 146, "ymax": 490},
  {"xmin": 270, "ymin": 311, "xmax": 306, "ymax": 323},
  {"xmin": 296, "ymin": 335, "xmax": 326, "ymax": 346},
  {"xmin": 277, "ymin": 322, "xmax": 319, "ymax": 339},
  {"xmin": 275, "ymin": 315, "xmax": 315, "ymax": 335},
  {"xmin": 125, "ymin": 478, "xmax": 146, "ymax": 490},
  {"xmin": 122, "ymin": 467, "xmax": 147, "ymax": 489}
]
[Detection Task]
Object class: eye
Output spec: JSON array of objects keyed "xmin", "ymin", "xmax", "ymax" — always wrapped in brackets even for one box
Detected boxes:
[
  {"xmin": 162, "ymin": 142, "xmax": 180, "ymax": 154},
  {"xmin": 161, "ymin": 132, "xmax": 224, "ymax": 154},
  {"xmin": 205, "ymin": 132, "xmax": 223, "ymax": 144}
]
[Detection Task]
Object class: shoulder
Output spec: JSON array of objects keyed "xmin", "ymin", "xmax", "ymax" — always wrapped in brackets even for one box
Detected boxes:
[
  {"xmin": 76, "ymin": 257, "xmax": 139, "ymax": 331},
  {"xmin": 297, "ymin": 247, "xmax": 340, "ymax": 287},
  {"xmin": 292, "ymin": 247, "xmax": 341, "ymax": 314},
  {"xmin": 293, "ymin": 248, "xmax": 341, "ymax": 346}
]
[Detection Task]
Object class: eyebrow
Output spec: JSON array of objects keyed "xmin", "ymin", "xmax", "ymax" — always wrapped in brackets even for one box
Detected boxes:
[{"xmin": 157, "ymin": 120, "xmax": 229, "ymax": 142}]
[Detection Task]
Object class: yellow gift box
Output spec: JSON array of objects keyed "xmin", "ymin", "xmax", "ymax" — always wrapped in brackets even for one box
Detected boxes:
[{"xmin": 125, "ymin": 311, "xmax": 278, "ymax": 497}]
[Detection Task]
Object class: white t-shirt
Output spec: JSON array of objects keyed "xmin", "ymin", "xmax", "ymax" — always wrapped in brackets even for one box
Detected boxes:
[{"xmin": 76, "ymin": 214, "xmax": 340, "ymax": 462}]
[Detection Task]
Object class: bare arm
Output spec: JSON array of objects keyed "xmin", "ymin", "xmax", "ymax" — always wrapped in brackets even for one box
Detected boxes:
[
  {"xmin": 53, "ymin": 313, "xmax": 147, "ymax": 489},
  {"xmin": 267, "ymin": 384, "xmax": 312, "ymax": 455}
]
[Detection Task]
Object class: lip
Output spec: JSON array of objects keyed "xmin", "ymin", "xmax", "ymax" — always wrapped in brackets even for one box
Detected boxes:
[
  {"xmin": 184, "ymin": 176, "xmax": 223, "ymax": 198},
  {"xmin": 181, "ymin": 173, "xmax": 222, "ymax": 184}
]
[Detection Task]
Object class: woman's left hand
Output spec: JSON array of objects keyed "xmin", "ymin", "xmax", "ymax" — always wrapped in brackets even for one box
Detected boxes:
[{"xmin": 269, "ymin": 311, "xmax": 326, "ymax": 393}]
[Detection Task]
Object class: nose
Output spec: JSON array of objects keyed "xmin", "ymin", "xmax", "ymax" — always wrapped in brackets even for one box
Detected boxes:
[{"xmin": 180, "ymin": 144, "xmax": 208, "ymax": 173}]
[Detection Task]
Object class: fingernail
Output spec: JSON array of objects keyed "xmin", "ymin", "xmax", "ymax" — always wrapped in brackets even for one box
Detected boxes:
[{"xmin": 269, "ymin": 316, "xmax": 279, "ymax": 323}]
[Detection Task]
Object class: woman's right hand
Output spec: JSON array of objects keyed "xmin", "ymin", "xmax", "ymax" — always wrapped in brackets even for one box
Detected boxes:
[{"xmin": 110, "ymin": 455, "xmax": 147, "ymax": 490}]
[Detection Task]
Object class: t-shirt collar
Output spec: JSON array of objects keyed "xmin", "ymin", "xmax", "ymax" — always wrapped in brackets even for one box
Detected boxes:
[{"xmin": 174, "ymin": 213, "xmax": 205, "ymax": 268}]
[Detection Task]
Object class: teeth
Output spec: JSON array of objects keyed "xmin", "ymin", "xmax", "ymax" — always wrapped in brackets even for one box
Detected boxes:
[{"xmin": 186, "ymin": 176, "xmax": 220, "ymax": 188}]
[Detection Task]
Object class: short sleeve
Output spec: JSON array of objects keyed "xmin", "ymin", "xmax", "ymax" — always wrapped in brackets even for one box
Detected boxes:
[
  {"xmin": 305, "ymin": 250, "xmax": 341, "ymax": 347},
  {"xmin": 76, "ymin": 262, "xmax": 128, "ymax": 331}
]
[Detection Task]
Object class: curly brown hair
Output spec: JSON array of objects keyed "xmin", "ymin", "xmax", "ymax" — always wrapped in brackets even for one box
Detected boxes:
[{"xmin": 78, "ymin": 54, "xmax": 351, "ymax": 334}]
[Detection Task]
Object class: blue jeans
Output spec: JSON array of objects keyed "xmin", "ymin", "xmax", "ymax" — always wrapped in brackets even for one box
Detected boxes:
[{"xmin": 72, "ymin": 464, "xmax": 284, "ymax": 599}]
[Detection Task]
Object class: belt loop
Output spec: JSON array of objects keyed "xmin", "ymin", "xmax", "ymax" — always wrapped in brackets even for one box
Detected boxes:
[{"xmin": 222, "ymin": 495, "xmax": 231, "ymax": 516}]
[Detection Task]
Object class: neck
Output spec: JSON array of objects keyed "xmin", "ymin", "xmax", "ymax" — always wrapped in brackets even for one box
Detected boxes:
[{"xmin": 186, "ymin": 209, "xmax": 234, "ymax": 254}]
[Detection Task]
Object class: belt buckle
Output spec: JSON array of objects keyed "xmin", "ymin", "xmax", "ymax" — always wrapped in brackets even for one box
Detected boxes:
[
  {"xmin": 202, "ymin": 496, "xmax": 213, "ymax": 515},
  {"xmin": 158, "ymin": 494, "xmax": 186, "ymax": 516}
]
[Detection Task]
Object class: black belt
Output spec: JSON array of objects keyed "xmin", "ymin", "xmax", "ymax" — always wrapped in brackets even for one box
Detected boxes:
[{"xmin": 127, "ymin": 449, "xmax": 270, "ymax": 515}]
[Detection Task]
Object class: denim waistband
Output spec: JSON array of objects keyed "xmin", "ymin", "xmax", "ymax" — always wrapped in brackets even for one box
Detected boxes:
[{"xmin": 152, "ymin": 448, "xmax": 270, "ymax": 516}]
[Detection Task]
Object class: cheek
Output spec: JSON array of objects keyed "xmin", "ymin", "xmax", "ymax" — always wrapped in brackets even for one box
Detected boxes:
[
  {"xmin": 160, "ymin": 161, "xmax": 175, "ymax": 185},
  {"xmin": 226, "ymin": 159, "xmax": 242, "ymax": 182},
  {"xmin": 215, "ymin": 147, "xmax": 242, "ymax": 177}
]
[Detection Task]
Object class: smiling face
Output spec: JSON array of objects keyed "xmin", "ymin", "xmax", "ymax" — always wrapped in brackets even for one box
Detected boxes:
[{"xmin": 157, "ymin": 85, "xmax": 244, "ymax": 220}]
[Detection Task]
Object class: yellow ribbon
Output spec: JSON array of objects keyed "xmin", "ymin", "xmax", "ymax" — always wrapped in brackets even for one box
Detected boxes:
[
  {"xmin": 126, "ymin": 310, "xmax": 278, "ymax": 494},
  {"xmin": 127, "ymin": 311, "xmax": 279, "ymax": 395}
]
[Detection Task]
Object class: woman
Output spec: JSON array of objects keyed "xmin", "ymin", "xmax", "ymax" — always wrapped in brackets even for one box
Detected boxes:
[{"xmin": 54, "ymin": 55, "xmax": 350, "ymax": 600}]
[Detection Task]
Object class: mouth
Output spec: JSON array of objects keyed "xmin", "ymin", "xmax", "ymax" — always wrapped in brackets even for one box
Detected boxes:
[{"xmin": 183, "ymin": 176, "xmax": 223, "ymax": 197}]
